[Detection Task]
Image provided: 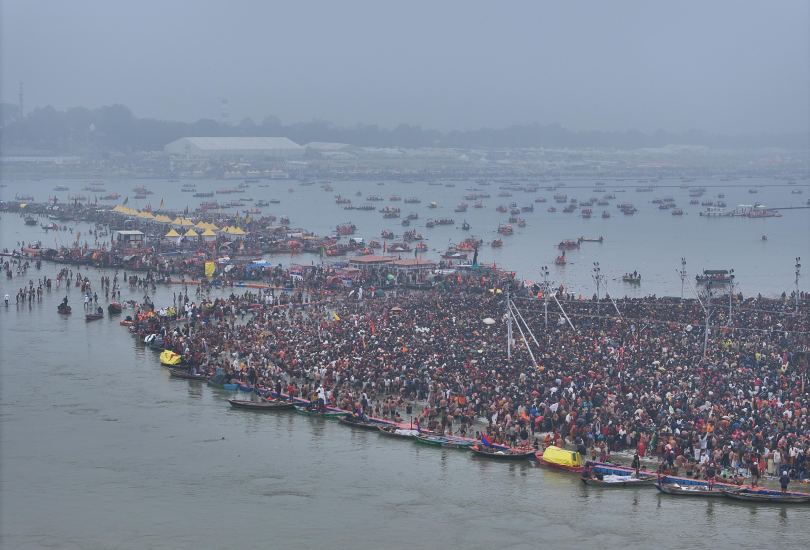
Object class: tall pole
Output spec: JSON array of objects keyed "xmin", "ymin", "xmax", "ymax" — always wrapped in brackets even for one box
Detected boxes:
[
  {"xmin": 506, "ymin": 285, "xmax": 512, "ymax": 359},
  {"xmin": 593, "ymin": 261, "xmax": 601, "ymax": 317},
  {"xmin": 796, "ymin": 257, "xmax": 802, "ymax": 308},
  {"xmin": 703, "ymin": 283, "xmax": 713, "ymax": 362},
  {"xmin": 728, "ymin": 268, "xmax": 734, "ymax": 325},
  {"xmin": 679, "ymin": 257, "xmax": 687, "ymax": 303},
  {"xmin": 542, "ymin": 266, "xmax": 549, "ymax": 328}
]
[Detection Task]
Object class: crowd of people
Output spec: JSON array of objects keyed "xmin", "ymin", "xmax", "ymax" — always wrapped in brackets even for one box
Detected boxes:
[{"xmin": 123, "ymin": 270, "xmax": 810, "ymax": 489}]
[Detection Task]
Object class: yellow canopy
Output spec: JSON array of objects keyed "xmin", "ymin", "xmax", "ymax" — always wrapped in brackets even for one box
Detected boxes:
[
  {"xmin": 113, "ymin": 205, "xmax": 125, "ymax": 212},
  {"xmin": 195, "ymin": 221, "xmax": 208, "ymax": 228},
  {"xmin": 179, "ymin": 218, "xmax": 194, "ymax": 226},
  {"xmin": 231, "ymin": 227, "xmax": 246, "ymax": 235},
  {"xmin": 138, "ymin": 211, "xmax": 155, "ymax": 219},
  {"xmin": 541, "ymin": 446, "xmax": 581, "ymax": 468},
  {"xmin": 184, "ymin": 229, "xmax": 198, "ymax": 237},
  {"xmin": 201, "ymin": 228, "xmax": 217, "ymax": 236},
  {"xmin": 172, "ymin": 217, "xmax": 183, "ymax": 225},
  {"xmin": 165, "ymin": 229, "xmax": 180, "ymax": 237}
]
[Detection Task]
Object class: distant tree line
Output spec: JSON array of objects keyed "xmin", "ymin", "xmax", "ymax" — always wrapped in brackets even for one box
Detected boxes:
[{"xmin": 1, "ymin": 102, "xmax": 807, "ymax": 153}]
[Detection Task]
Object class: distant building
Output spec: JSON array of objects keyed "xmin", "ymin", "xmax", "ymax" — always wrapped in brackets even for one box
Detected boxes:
[{"xmin": 164, "ymin": 137, "xmax": 304, "ymax": 158}]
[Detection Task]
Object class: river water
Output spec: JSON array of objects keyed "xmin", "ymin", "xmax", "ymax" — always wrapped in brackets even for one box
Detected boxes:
[
  {"xmin": 2, "ymin": 176, "xmax": 809, "ymax": 296},
  {"xmin": 1, "ymin": 178, "xmax": 809, "ymax": 549}
]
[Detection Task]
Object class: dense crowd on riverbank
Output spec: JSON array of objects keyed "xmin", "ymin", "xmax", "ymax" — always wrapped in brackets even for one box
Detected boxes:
[{"xmin": 123, "ymin": 273, "xmax": 810, "ymax": 487}]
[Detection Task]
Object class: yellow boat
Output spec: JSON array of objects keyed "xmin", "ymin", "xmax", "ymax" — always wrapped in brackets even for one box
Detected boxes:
[{"xmin": 535, "ymin": 445, "xmax": 584, "ymax": 472}]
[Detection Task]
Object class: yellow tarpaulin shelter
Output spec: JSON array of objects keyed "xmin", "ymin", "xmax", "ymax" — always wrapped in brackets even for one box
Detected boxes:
[
  {"xmin": 165, "ymin": 229, "xmax": 180, "ymax": 237},
  {"xmin": 205, "ymin": 262, "xmax": 216, "ymax": 277},
  {"xmin": 540, "ymin": 446, "xmax": 582, "ymax": 468}
]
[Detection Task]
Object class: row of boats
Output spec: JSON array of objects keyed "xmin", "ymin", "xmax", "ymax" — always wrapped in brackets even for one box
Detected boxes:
[{"xmin": 192, "ymin": 380, "xmax": 810, "ymax": 503}]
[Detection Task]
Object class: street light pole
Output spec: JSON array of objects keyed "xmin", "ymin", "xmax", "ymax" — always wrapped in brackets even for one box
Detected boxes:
[
  {"xmin": 678, "ymin": 257, "xmax": 687, "ymax": 303},
  {"xmin": 728, "ymin": 268, "xmax": 734, "ymax": 325},
  {"xmin": 541, "ymin": 265, "xmax": 550, "ymax": 328},
  {"xmin": 703, "ymin": 282, "xmax": 713, "ymax": 362},
  {"xmin": 506, "ymin": 284, "xmax": 512, "ymax": 360},
  {"xmin": 796, "ymin": 257, "xmax": 802, "ymax": 308},
  {"xmin": 592, "ymin": 262, "xmax": 602, "ymax": 317}
]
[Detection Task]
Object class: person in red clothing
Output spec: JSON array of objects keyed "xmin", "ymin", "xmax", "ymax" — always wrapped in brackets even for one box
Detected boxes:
[
  {"xmin": 287, "ymin": 382, "xmax": 295, "ymax": 402},
  {"xmin": 638, "ymin": 440, "xmax": 646, "ymax": 458}
]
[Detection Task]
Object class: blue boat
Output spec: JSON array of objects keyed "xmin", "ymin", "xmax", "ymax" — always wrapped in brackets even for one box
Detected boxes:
[{"xmin": 238, "ymin": 384, "xmax": 253, "ymax": 392}]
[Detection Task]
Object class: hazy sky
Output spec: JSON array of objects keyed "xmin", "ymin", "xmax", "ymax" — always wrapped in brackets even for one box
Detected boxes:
[{"xmin": 2, "ymin": 1, "xmax": 808, "ymax": 135}]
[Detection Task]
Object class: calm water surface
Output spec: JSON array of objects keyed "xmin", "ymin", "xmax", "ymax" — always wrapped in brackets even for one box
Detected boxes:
[{"xmin": 1, "ymin": 178, "xmax": 809, "ymax": 549}]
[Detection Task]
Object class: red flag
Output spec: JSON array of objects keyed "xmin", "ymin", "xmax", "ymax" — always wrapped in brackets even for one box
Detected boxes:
[{"xmin": 383, "ymin": 241, "xmax": 386, "ymax": 253}]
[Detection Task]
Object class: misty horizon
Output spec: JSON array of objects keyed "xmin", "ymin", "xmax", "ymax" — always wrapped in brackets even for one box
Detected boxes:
[{"xmin": 2, "ymin": 1, "xmax": 808, "ymax": 137}]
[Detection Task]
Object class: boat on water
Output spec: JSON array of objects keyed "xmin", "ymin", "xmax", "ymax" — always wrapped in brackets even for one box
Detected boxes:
[
  {"xmin": 85, "ymin": 307, "xmax": 104, "ymax": 320},
  {"xmin": 168, "ymin": 368, "xmax": 207, "ymax": 381},
  {"xmin": 578, "ymin": 236, "xmax": 603, "ymax": 243},
  {"xmin": 581, "ymin": 474, "xmax": 657, "ymax": 487},
  {"xmin": 53, "ymin": 185, "xmax": 70, "ymax": 191},
  {"xmin": 294, "ymin": 406, "xmax": 348, "ymax": 419},
  {"xmin": 602, "ymin": 211, "xmax": 610, "ymax": 218},
  {"xmin": 377, "ymin": 425, "xmax": 421, "ymax": 438},
  {"xmin": 656, "ymin": 483, "xmax": 736, "ymax": 498},
  {"xmin": 622, "ymin": 274, "xmax": 642, "ymax": 284},
  {"xmin": 159, "ymin": 349, "xmax": 185, "ymax": 366},
  {"xmin": 721, "ymin": 488, "xmax": 810, "ymax": 504},
  {"xmin": 491, "ymin": 239, "xmax": 503, "ymax": 247},
  {"xmin": 228, "ymin": 399, "xmax": 297, "ymax": 411},
  {"xmin": 24, "ymin": 216, "xmax": 37, "ymax": 225},
  {"xmin": 337, "ymin": 416, "xmax": 381, "ymax": 430},
  {"xmin": 57, "ymin": 305, "xmax": 72, "ymax": 314},
  {"xmin": 535, "ymin": 446, "xmax": 584, "ymax": 472},
  {"xmin": 469, "ymin": 445, "xmax": 535, "ymax": 460},
  {"xmin": 695, "ymin": 269, "xmax": 734, "ymax": 284},
  {"xmin": 413, "ymin": 435, "xmax": 473, "ymax": 450}
]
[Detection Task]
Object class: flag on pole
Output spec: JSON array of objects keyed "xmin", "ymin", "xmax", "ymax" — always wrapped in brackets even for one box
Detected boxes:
[
  {"xmin": 383, "ymin": 241, "xmax": 386, "ymax": 253},
  {"xmin": 245, "ymin": 214, "xmax": 252, "ymax": 225},
  {"xmin": 159, "ymin": 198, "xmax": 164, "ymax": 209},
  {"xmin": 123, "ymin": 197, "xmax": 129, "ymax": 205},
  {"xmin": 333, "ymin": 312, "xmax": 340, "ymax": 321}
]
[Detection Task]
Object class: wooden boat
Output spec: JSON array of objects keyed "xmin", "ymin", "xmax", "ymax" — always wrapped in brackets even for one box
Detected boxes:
[
  {"xmin": 169, "ymin": 368, "xmax": 207, "ymax": 381},
  {"xmin": 413, "ymin": 435, "xmax": 473, "ymax": 450},
  {"xmin": 293, "ymin": 406, "xmax": 348, "ymax": 419},
  {"xmin": 85, "ymin": 312, "xmax": 104, "ymax": 320},
  {"xmin": 207, "ymin": 380, "xmax": 238, "ymax": 390},
  {"xmin": 337, "ymin": 416, "xmax": 382, "ymax": 430},
  {"xmin": 228, "ymin": 399, "xmax": 297, "ymax": 411},
  {"xmin": 581, "ymin": 474, "xmax": 657, "ymax": 487},
  {"xmin": 377, "ymin": 425, "xmax": 422, "ymax": 439},
  {"xmin": 656, "ymin": 483, "xmax": 734, "ymax": 497},
  {"xmin": 535, "ymin": 446, "xmax": 584, "ymax": 472},
  {"xmin": 622, "ymin": 276, "xmax": 641, "ymax": 284},
  {"xmin": 721, "ymin": 488, "xmax": 810, "ymax": 503},
  {"xmin": 57, "ymin": 306, "xmax": 71, "ymax": 314},
  {"xmin": 107, "ymin": 302, "xmax": 122, "ymax": 314},
  {"xmin": 470, "ymin": 445, "xmax": 535, "ymax": 460}
]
